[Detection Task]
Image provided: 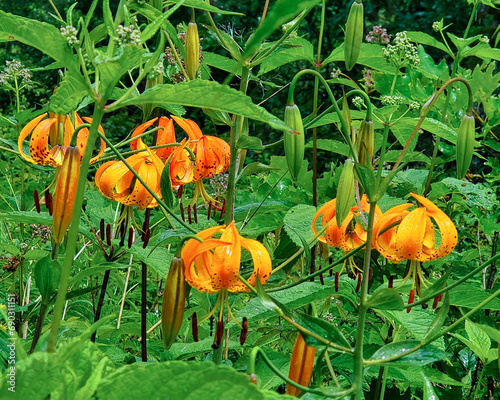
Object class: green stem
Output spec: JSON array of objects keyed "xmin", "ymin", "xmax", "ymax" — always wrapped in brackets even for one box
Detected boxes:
[
  {"xmin": 248, "ymin": 346, "xmax": 355, "ymax": 398},
  {"xmin": 224, "ymin": 66, "xmax": 250, "ymax": 224},
  {"xmin": 352, "ymin": 204, "xmax": 376, "ymax": 400},
  {"xmin": 47, "ymin": 105, "xmax": 106, "ymax": 353},
  {"xmin": 376, "ymin": 122, "xmax": 391, "ymax": 183}
]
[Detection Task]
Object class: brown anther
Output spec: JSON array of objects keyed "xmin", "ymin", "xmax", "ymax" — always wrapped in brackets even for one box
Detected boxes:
[
  {"xmin": 368, "ymin": 267, "xmax": 373, "ymax": 282},
  {"xmin": 106, "ymin": 224, "xmax": 112, "ymax": 246},
  {"xmin": 407, "ymin": 289, "xmax": 415, "ymax": 313},
  {"xmin": 355, "ymin": 272, "xmax": 361, "ymax": 293},
  {"xmin": 213, "ymin": 320, "xmax": 224, "ymax": 349},
  {"xmin": 180, "ymin": 202, "xmax": 185, "ymax": 221},
  {"xmin": 239, "ymin": 317, "xmax": 248, "ymax": 345},
  {"xmin": 143, "ymin": 228, "xmax": 151, "ymax": 248},
  {"xmin": 46, "ymin": 193, "xmax": 53, "ymax": 216},
  {"xmin": 319, "ymin": 273, "xmax": 324, "ymax": 286},
  {"xmin": 187, "ymin": 205, "xmax": 192, "ymax": 224},
  {"xmin": 207, "ymin": 202, "xmax": 212, "ymax": 221},
  {"xmin": 388, "ymin": 275, "xmax": 394, "ymax": 288},
  {"xmin": 99, "ymin": 219, "xmax": 105, "ymax": 241},
  {"xmin": 119, "ymin": 224, "xmax": 126, "ymax": 247},
  {"xmin": 432, "ymin": 296, "xmax": 439, "ymax": 310},
  {"xmin": 33, "ymin": 190, "xmax": 41, "ymax": 213},
  {"xmin": 192, "ymin": 312, "xmax": 199, "ymax": 342},
  {"xmin": 177, "ymin": 185, "xmax": 184, "ymax": 198},
  {"xmin": 329, "ymin": 268, "xmax": 333, "ymax": 277},
  {"xmin": 193, "ymin": 204, "xmax": 198, "ymax": 224},
  {"xmin": 219, "ymin": 199, "xmax": 226, "ymax": 219},
  {"xmin": 127, "ymin": 227, "xmax": 134, "ymax": 249},
  {"xmin": 209, "ymin": 315, "xmax": 214, "ymax": 336},
  {"xmin": 335, "ymin": 272, "xmax": 339, "ymax": 292}
]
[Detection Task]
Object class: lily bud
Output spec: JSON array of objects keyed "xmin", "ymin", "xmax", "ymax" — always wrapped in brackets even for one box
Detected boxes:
[
  {"xmin": 344, "ymin": 0, "xmax": 364, "ymax": 71},
  {"xmin": 284, "ymin": 103, "xmax": 305, "ymax": 181},
  {"xmin": 185, "ymin": 22, "xmax": 200, "ymax": 80},
  {"xmin": 286, "ymin": 332, "xmax": 316, "ymax": 397},
  {"xmin": 52, "ymin": 146, "xmax": 80, "ymax": 244},
  {"xmin": 355, "ymin": 119, "xmax": 374, "ymax": 166},
  {"xmin": 161, "ymin": 256, "xmax": 186, "ymax": 350},
  {"xmin": 335, "ymin": 158, "xmax": 356, "ymax": 227},
  {"xmin": 456, "ymin": 112, "xmax": 475, "ymax": 179}
]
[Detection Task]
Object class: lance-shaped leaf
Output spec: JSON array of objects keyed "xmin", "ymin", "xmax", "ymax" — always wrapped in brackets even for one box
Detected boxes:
[{"xmin": 118, "ymin": 80, "xmax": 292, "ymax": 132}]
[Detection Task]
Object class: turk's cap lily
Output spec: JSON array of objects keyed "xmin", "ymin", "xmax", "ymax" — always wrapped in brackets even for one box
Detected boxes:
[
  {"xmin": 171, "ymin": 116, "xmax": 230, "ymax": 182},
  {"xmin": 130, "ymin": 117, "xmax": 176, "ymax": 162},
  {"xmin": 18, "ymin": 113, "xmax": 106, "ymax": 167},
  {"xmin": 312, "ymin": 194, "xmax": 382, "ymax": 252},
  {"xmin": 95, "ymin": 145, "xmax": 165, "ymax": 209},
  {"xmin": 181, "ymin": 222, "xmax": 272, "ymax": 294},
  {"xmin": 374, "ymin": 193, "xmax": 458, "ymax": 263}
]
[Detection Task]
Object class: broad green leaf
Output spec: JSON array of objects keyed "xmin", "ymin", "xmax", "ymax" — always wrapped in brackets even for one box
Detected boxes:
[
  {"xmin": 203, "ymin": 52, "xmax": 242, "ymax": 74},
  {"xmin": 243, "ymin": 0, "xmax": 320, "ymax": 61},
  {"xmin": 96, "ymin": 361, "xmax": 265, "ymax": 400},
  {"xmin": 422, "ymin": 292, "xmax": 450, "ymax": 342},
  {"xmin": 417, "ymin": 45, "xmax": 449, "ymax": 80},
  {"xmin": 68, "ymin": 262, "xmax": 129, "ymax": 287},
  {"xmin": 406, "ymin": 31, "xmax": 453, "ymax": 56},
  {"xmin": 365, "ymin": 288, "xmax": 405, "ymax": 310},
  {"xmin": 293, "ymin": 311, "xmax": 351, "ymax": 349},
  {"xmin": 34, "ymin": 256, "xmax": 61, "ymax": 300},
  {"xmin": 102, "ymin": 0, "xmax": 116, "ymax": 38},
  {"xmin": 355, "ymin": 163, "xmax": 377, "ymax": 201},
  {"xmin": 257, "ymin": 37, "xmax": 314, "ymax": 76},
  {"xmin": 127, "ymin": 244, "xmax": 173, "ymax": 278},
  {"xmin": 463, "ymin": 44, "xmax": 500, "ymax": 61},
  {"xmin": 180, "ymin": 0, "xmax": 244, "ymax": 15},
  {"xmin": 119, "ymin": 80, "xmax": 292, "ymax": 132},
  {"xmin": 255, "ymin": 275, "xmax": 284, "ymax": 315},
  {"xmin": 433, "ymin": 178, "xmax": 497, "ymax": 211},
  {"xmin": 392, "ymin": 117, "xmax": 458, "ymax": 147},
  {"xmin": 471, "ymin": 322, "xmax": 500, "ymax": 344},
  {"xmin": 305, "ymin": 139, "xmax": 350, "ymax": 157},
  {"xmin": 170, "ymin": 338, "xmax": 241, "ymax": 360},
  {"xmin": 160, "ymin": 159, "xmax": 176, "ymax": 210},
  {"xmin": 50, "ymin": 69, "xmax": 90, "ymax": 114},
  {"xmin": 465, "ymin": 319, "xmax": 491, "ymax": 361},
  {"xmin": 306, "ymin": 110, "xmax": 374, "ymax": 130},
  {"xmin": 446, "ymin": 33, "xmax": 482, "ymax": 52},
  {"xmin": 368, "ymin": 340, "xmax": 446, "ymax": 366},
  {"xmin": 140, "ymin": 1, "xmax": 185, "ymax": 43},
  {"xmin": 322, "ymin": 43, "xmax": 398, "ymax": 75},
  {"xmin": 237, "ymin": 135, "xmax": 265, "ymax": 151},
  {"xmin": 0, "ymin": 11, "xmax": 80, "ymax": 73},
  {"xmin": 283, "ymin": 205, "xmax": 316, "ymax": 247}
]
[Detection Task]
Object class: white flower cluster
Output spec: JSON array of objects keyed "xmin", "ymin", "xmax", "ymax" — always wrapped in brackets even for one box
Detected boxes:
[
  {"xmin": 352, "ymin": 96, "xmax": 365, "ymax": 109},
  {"xmin": 149, "ymin": 58, "xmax": 165, "ymax": 80},
  {"xmin": 432, "ymin": 22, "xmax": 440, "ymax": 32},
  {"xmin": 114, "ymin": 24, "xmax": 141, "ymax": 46},
  {"xmin": 331, "ymin": 68, "xmax": 342, "ymax": 79},
  {"xmin": 409, "ymin": 101, "xmax": 421, "ymax": 111},
  {"xmin": 383, "ymin": 32, "xmax": 420, "ymax": 69},
  {"xmin": 0, "ymin": 59, "xmax": 32, "ymax": 86},
  {"xmin": 381, "ymin": 95, "xmax": 405, "ymax": 106},
  {"xmin": 480, "ymin": 35, "xmax": 490, "ymax": 44},
  {"xmin": 60, "ymin": 25, "xmax": 79, "ymax": 45}
]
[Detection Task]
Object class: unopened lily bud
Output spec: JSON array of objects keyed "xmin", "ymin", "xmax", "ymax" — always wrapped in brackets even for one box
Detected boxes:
[
  {"xmin": 420, "ymin": 93, "xmax": 436, "ymax": 117},
  {"xmin": 355, "ymin": 119, "xmax": 374, "ymax": 166},
  {"xmin": 52, "ymin": 146, "xmax": 80, "ymax": 244},
  {"xmin": 286, "ymin": 332, "xmax": 316, "ymax": 397},
  {"xmin": 284, "ymin": 103, "xmax": 305, "ymax": 181},
  {"xmin": 185, "ymin": 22, "xmax": 200, "ymax": 80},
  {"xmin": 456, "ymin": 112, "xmax": 475, "ymax": 179},
  {"xmin": 161, "ymin": 256, "xmax": 186, "ymax": 350},
  {"xmin": 335, "ymin": 158, "xmax": 356, "ymax": 227},
  {"xmin": 344, "ymin": 0, "xmax": 364, "ymax": 71}
]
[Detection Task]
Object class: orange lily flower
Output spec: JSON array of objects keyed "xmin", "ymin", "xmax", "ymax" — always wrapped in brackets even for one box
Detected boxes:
[
  {"xmin": 95, "ymin": 146, "xmax": 164, "ymax": 210},
  {"xmin": 374, "ymin": 193, "xmax": 457, "ymax": 294},
  {"xmin": 182, "ymin": 222, "xmax": 272, "ymax": 294},
  {"xmin": 18, "ymin": 112, "xmax": 106, "ymax": 167},
  {"xmin": 170, "ymin": 116, "xmax": 230, "ymax": 182},
  {"xmin": 312, "ymin": 194, "xmax": 382, "ymax": 252},
  {"xmin": 374, "ymin": 193, "xmax": 458, "ymax": 264},
  {"xmin": 130, "ymin": 117, "xmax": 176, "ymax": 162}
]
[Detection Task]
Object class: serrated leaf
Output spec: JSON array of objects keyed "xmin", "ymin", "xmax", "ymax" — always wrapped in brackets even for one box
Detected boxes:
[
  {"xmin": 257, "ymin": 37, "xmax": 314, "ymax": 76},
  {"xmin": 95, "ymin": 361, "xmax": 265, "ymax": 400},
  {"xmin": 127, "ymin": 244, "xmax": 173, "ymax": 278},
  {"xmin": 119, "ymin": 80, "xmax": 292, "ymax": 132},
  {"xmin": 465, "ymin": 319, "xmax": 491, "ymax": 361},
  {"xmin": 283, "ymin": 205, "xmax": 316, "ymax": 247},
  {"xmin": 50, "ymin": 69, "xmax": 89, "ymax": 114},
  {"xmin": 471, "ymin": 323, "xmax": 500, "ymax": 344},
  {"xmin": 406, "ymin": 31, "xmax": 453, "ymax": 57},
  {"xmin": 140, "ymin": 1, "xmax": 184, "ymax": 43},
  {"xmin": 365, "ymin": 288, "xmax": 405, "ymax": 310}
]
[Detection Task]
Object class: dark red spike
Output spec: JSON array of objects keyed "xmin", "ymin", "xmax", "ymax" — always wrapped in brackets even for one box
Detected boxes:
[
  {"xmin": 180, "ymin": 202, "xmax": 185, "ymax": 221},
  {"xmin": 99, "ymin": 219, "xmax": 105, "ymax": 241},
  {"xmin": 213, "ymin": 197, "xmax": 219, "ymax": 216},
  {"xmin": 335, "ymin": 272, "xmax": 339, "ymax": 292},
  {"xmin": 128, "ymin": 227, "xmax": 134, "ymax": 249},
  {"xmin": 239, "ymin": 317, "xmax": 248, "ymax": 345},
  {"xmin": 432, "ymin": 296, "xmax": 440, "ymax": 310},
  {"xmin": 207, "ymin": 202, "xmax": 212, "ymax": 221},
  {"xmin": 209, "ymin": 315, "xmax": 214, "ymax": 336},
  {"xmin": 177, "ymin": 185, "xmax": 184, "ymax": 198},
  {"xmin": 355, "ymin": 272, "xmax": 362, "ymax": 293},
  {"xmin": 193, "ymin": 203, "xmax": 198, "ymax": 224},
  {"xmin": 407, "ymin": 289, "xmax": 415, "ymax": 313},
  {"xmin": 187, "ymin": 205, "xmax": 192, "ymax": 224},
  {"xmin": 388, "ymin": 275, "xmax": 394, "ymax": 288},
  {"xmin": 33, "ymin": 190, "xmax": 41, "ymax": 213},
  {"xmin": 319, "ymin": 273, "xmax": 324, "ymax": 286},
  {"xmin": 143, "ymin": 229, "xmax": 151, "ymax": 248},
  {"xmin": 368, "ymin": 267, "xmax": 373, "ymax": 282},
  {"xmin": 192, "ymin": 312, "xmax": 199, "ymax": 342},
  {"xmin": 212, "ymin": 320, "xmax": 224, "ymax": 349},
  {"xmin": 44, "ymin": 186, "xmax": 49, "ymax": 210},
  {"xmin": 46, "ymin": 193, "xmax": 53, "ymax": 216},
  {"xmin": 106, "ymin": 224, "xmax": 112, "ymax": 246}
]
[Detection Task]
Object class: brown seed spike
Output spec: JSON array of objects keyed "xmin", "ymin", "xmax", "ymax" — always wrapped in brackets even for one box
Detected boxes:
[
  {"xmin": 33, "ymin": 190, "xmax": 41, "ymax": 213},
  {"xmin": 335, "ymin": 272, "xmax": 339, "ymax": 292},
  {"xmin": 192, "ymin": 312, "xmax": 199, "ymax": 342},
  {"xmin": 355, "ymin": 272, "xmax": 361, "ymax": 293},
  {"xmin": 106, "ymin": 224, "xmax": 112, "ymax": 246},
  {"xmin": 239, "ymin": 317, "xmax": 248, "ymax": 345}
]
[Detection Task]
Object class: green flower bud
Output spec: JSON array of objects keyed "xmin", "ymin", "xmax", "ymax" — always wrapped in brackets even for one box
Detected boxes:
[
  {"xmin": 284, "ymin": 103, "xmax": 305, "ymax": 181},
  {"xmin": 162, "ymin": 256, "xmax": 186, "ymax": 349},
  {"xmin": 456, "ymin": 113, "xmax": 475, "ymax": 179},
  {"xmin": 355, "ymin": 119, "xmax": 374, "ymax": 166},
  {"xmin": 185, "ymin": 22, "xmax": 200, "ymax": 80},
  {"xmin": 336, "ymin": 159, "xmax": 356, "ymax": 227},
  {"xmin": 344, "ymin": 0, "xmax": 364, "ymax": 71}
]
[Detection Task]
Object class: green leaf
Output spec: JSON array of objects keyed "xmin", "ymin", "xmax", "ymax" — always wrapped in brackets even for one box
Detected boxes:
[
  {"xmin": 119, "ymin": 80, "xmax": 292, "ymax": 132},
  {"xmin": 471, "ymin": 322, "xmax": 500, "ymax": 344},
  {"xmin": 421, "ymin": 372, "xmax": 440, "ymax": 400},
  {"xmin": 140, "ymin": 1, "xmax": 185, "ymax": 43},
  {"xmin": 406, "ymin": 31, "xmax": 453, "ymax": 56},
  {"xmin": 422, "ymin": 292, "xmax": 450, "ymax": 342},
  {"xmin": 68, "ymin": 262, "xmax": 129, "ymax": 287},
  {"xmin": 365, "ymin": 288, "xmax": 405, "ymax": 310},
  {"xmin": 305, "ymin": 139, "xmax": 350, "ymax": 157},
  {"xmin": 243, "ymin": 0, "xmax": 320, "ymax": 61},
  {"xmin": 293, "ymin": 311, "xmax": 351, "ymax": 349},
  {"xmin": 102, "ymin": 0, "xmax": 116, "ymax": 38},
  {"xmin": 432, "ymin": 178, "xmax": 496, "ymax": 211},
  {"xmin": 49, "ymin": 69, "xmax": 89, "ymax": 114},
  {"xmin": 127, "ymin": 244, "xmax": 173, "ymax": 278},
  {"xmin": 160, "ymin": 159, "xmax": 176, "ymax": 210},
  {"xmin": 96, "ymin": 362, "xmax": 265, "ymax": 400},
  {"xmin": 446, "ymin": 33, "xmax": 482, "ymax": 52},
  {"xmin": 181, "ymin": 0, "xmax": 244, "ymax": 15},
  {"xmin": 463, "ymin": 44, "xmax": 500, "ymax": 62},
  {"xmin": 283, "ymin": 205, "xmax": 316, "ymax": 247},
  {"xmin": 0, "ymin": 11, "xmax": 79, "ymax": 73},
  {"xmin": 355, "ymin": 163, "xmax": 377, "ymax": 201},
  {"xmin": 34, "ymin": 256, "xmax": 61, "ymax": 300},
  {"xmin": 203, "ymin": 52, "xmax": 242, "ymax": 74},
  {"xmin": 237, "ymin": 135, "xmax": 265, "ymax": 151},
  {"xmin": 464, "ymin": 319, "xmax": 491, "ymax": 362},
  {"xmin": 257, "ymin": 38, "xmax": 314, "ymax": 76},
  {"xmin": 368, "ymin": 340, "xmax": 446, "ymax": 366},
  {"xmin": 237, "ymin": 163, "xmax": 279, "ymax": 182}
]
